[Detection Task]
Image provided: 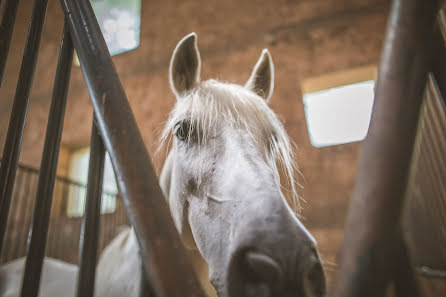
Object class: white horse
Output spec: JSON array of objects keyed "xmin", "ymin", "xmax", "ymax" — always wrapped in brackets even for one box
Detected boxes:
[{"xmin": 0, "ymin": 33, "xmax": 325, "ymax": 297}]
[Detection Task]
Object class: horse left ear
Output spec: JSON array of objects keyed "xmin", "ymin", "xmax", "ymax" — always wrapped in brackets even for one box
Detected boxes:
[
  {"xmin": 245, "ymin": 49, "xmax": 274, "ymax": 102},
  {"xmin": 169, "ymin": 33, "xmax": 201, "ymax": 98}
]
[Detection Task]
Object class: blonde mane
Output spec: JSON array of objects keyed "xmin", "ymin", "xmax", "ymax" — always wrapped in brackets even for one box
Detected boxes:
[{"xmin": 160, "ymin": 79, "xmax": 302, "ymax": 212}]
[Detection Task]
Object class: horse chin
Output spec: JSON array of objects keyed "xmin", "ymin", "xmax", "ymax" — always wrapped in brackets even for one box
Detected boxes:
[{"xmin": 209, "ymin": 277, "xmax": 228, "ymax": 297}]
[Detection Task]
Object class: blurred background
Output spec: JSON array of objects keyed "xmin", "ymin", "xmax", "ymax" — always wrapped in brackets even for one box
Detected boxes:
[{"xmin": 0, "ymin": 0, "xmax": 392, "ymax": 286}]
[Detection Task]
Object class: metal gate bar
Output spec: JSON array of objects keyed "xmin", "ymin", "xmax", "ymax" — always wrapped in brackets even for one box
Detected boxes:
[
  {"xmin": 19, "ymin": 21, "xmax": 73, "ymax": 297},
  {"xmin": 6, "ymin": 170, "xmax": 27, "ymax": 261},
  {"xmin": 0, "ymin": 0, "xmax": 48, "ymax": 254},
  {"xmin": 0, "ymin": 0, "xmax": 21, "ymax": 86},
  {"xmin": 12, "ymin": 171, "xmax": 33, "ymax": 260},
  {"xmin": 328, "ymin": 0, "xmax": 440, "ymax": 296},
  {"xmin": 76, "ymin": 121, "xmax": 105, "ymax": 297}
]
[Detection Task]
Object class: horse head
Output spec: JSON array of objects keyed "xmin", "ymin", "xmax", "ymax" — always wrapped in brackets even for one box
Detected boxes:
[{"xmin": 159, "ymin": 33, "xmax": 326, "ymax": 297}]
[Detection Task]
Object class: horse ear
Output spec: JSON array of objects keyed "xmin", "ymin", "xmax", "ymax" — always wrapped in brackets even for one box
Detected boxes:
[
  {"xmin": 169, "ymin": 33, "xmax": 201, "ymax": 97},
  {"xmin": 245, "ymin": 49, "xmax": 274, "ymax": 102}
]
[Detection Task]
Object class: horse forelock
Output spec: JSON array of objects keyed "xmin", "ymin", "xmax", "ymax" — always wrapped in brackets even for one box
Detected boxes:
[{"xmin": 159, "ymin": 79, "xmax": 302, "ymax": 213}]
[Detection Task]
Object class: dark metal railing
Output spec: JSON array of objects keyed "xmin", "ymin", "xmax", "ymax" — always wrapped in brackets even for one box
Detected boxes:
[
  {"xmin": 2, "ymin": 0, "xmax": 442, "ymax": 296},
  {"xmin": 0, "ymin": 0, "xmax": 49, "ymax": 253},
  {"xmin": 20, "ymin": 20, "xmax": 74, "ymax": 297},
  {"xmin": 0, "ymin": 0, "xmax": 206, "ymax": 297},
  {"xmin": 0, "ymin": 161, "xmax": 128, "ymax": 265},
  {"xmin": 0, "ymin": 0, "xmax": 20, "ymax": 85},
  {"xmin": 76, "ymin": 122, "xmax": 106, "ymax": 297},
  {"xmin": 329, "ymin": 1, "xmax": 442, "ymax": 297}
]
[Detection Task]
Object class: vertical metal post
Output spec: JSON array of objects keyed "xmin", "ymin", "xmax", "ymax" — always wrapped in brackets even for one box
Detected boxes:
[
  {"xmin": 392, "ymin": 232, "xmax": 420, "ymax": 297},
  {"xmin": 19, "ymin": 23, "xmax": 73, "ymax": 297},
  {"xmin": 139, "ymin": 263, "xmax": 156, "ymax": 297},
  {"xmin": 0, "ymin": 0, "xmax": 48, "ymax": 253},
  {"xmin": 0, "ymin": 0, "xmax": 21, "ymax": 85},
  {"xmin": 329, "ymin": 0, "xmax": 439, "ymax": 297},
  {"xmin": 0, "ymin": 168, "xmax": 24, "ymax": 263},
  {"xmin": 9, "ymin": 170, "xmax": 30, "ymax": 261},
  {"xmin": 76, "ymin": 121, "xmax": 105, "ymax": 297},
  {"xmin": 19, "ymin": 173, "xmax": 37, "ymax": 259}
]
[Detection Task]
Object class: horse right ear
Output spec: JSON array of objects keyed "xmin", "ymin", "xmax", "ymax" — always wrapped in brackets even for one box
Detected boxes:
[
  {"xmin": 169, "ymin": 33, "xmax": 201, "ymax": 98},
  {"xmin": 245, "ymin": 49, "xmax": 274, "ymax": 102}
]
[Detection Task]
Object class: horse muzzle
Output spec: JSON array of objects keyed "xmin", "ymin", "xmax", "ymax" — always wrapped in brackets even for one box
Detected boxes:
[{"xmin": 224, "ymin": 244, "xmax": 326, "ymax": 297}]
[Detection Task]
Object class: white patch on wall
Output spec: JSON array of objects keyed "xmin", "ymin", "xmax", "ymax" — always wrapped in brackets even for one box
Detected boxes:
[
  {"xmin": 92, "ymin": 0, "xmax": 141, "ymax": 56},
  {"xmin": 303, "ymin": 81, "xmax": 375, "ymax": 147},
  {"xmin": 67, "ymin": 149, "xmax": 118, "ymax": 217}
]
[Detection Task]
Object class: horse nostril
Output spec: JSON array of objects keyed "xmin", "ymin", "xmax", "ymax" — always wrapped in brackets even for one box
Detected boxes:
[
  {"xmin": 302, "ymin": 252, "xmax": 326, "ymax": 297},
  {"xmin": 240, "ymin": 251, "xmax": 283, "ymax": 297},
  {"xmin": 245, "ymin": 251, "xmax": 283, "ymax": 283}
]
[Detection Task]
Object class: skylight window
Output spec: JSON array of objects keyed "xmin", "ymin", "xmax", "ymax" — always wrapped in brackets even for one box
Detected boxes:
[
  {"xmin": 92, "ymin": 0, "xmax": 141, "ymax": 56},
  {"xmin": 303, "ymin": 80, "xmax": 375, "ymax": 147}
]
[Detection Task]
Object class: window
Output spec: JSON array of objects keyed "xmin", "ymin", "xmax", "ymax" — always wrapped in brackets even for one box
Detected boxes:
[
  {"xmin": 92, "ymin": 0, "xmax": 141, "ymax": 56},
  {"xmin": 74, "ymin": 0, "xmax": 141, "ymax": 64},
  {"xmin": 302, "ymin": 66, "xmax": 376, "ymax": 148},
  {"xmin": 67, "ymin": 148, "xmax": 118, "ymax": 217}
]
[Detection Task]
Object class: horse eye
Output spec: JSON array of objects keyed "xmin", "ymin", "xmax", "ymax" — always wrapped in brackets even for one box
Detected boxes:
[
  {"xmin": 271, "ymin": 134, "xmax": 278, "ymax": 143},
  {"xmin": 269, "ymin": 134, "xmax": 278, "ymax": 151},
  {"xmin": 174, "ymin": 120, "xmax": 191, "ymax": 141}
]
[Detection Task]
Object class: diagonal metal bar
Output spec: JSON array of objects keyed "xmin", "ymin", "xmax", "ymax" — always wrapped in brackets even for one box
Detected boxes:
[
  {"xmin": 328, "ymin": 0, "xmax": 440, "ymax": 296},
  {"xmin": 0, "ymin": 0, "xmax": 48, "ymax": 255},
  {"xmin": 19, "ymin": 22, "xmax": 73, "ymax": 297},
  {"xmin": 76, "ymin": 120, "xmax": 105, "ymax": 297},
  {"xmin": 0, "ymin": 0, "xmax": 21, "ymax": 86},
  {"xmin": 59, "ymin": 1, "xmax": 206, "ymax": 296}
]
